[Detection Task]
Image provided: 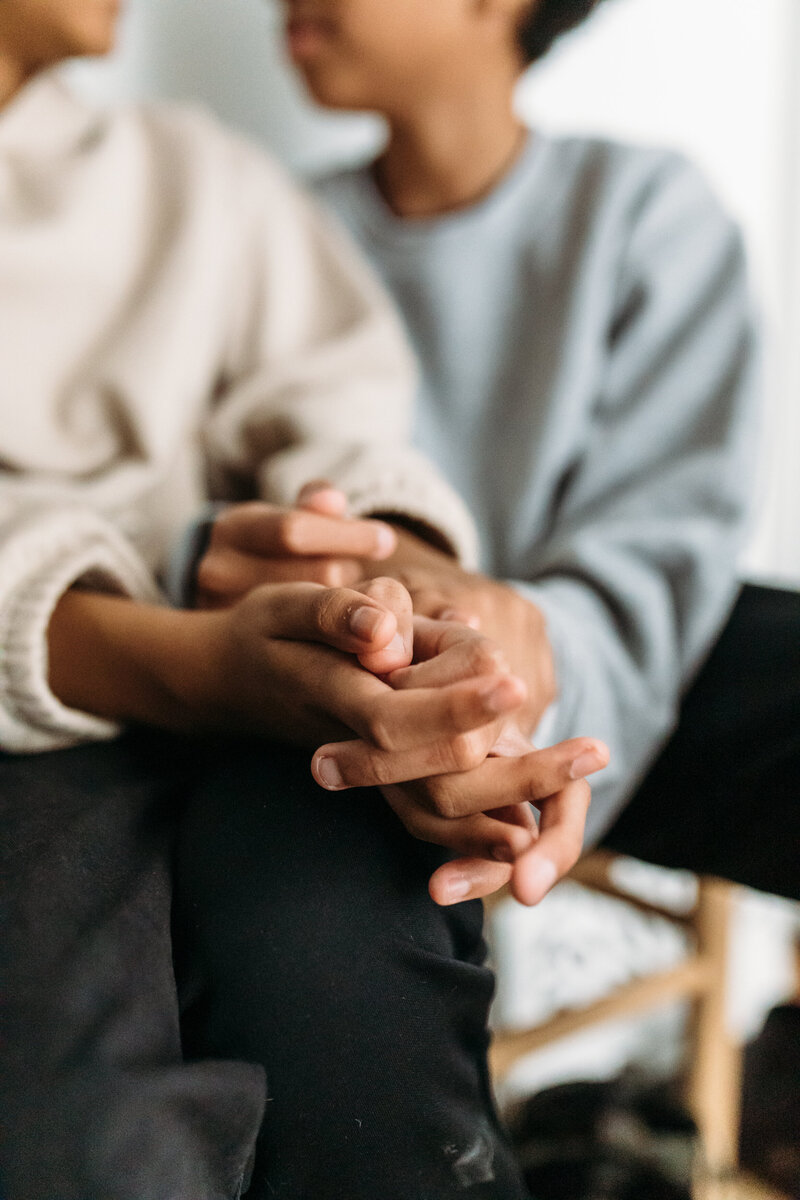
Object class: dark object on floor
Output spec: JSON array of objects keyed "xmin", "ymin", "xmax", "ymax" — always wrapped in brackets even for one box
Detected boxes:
[
  {"xmin": 507, "ymin": 1073, "xmax": 696, "ymax": 1200},
  {"xmin": 740, "ymin": 1004, "xmax": 800, "ymax": 1199}
]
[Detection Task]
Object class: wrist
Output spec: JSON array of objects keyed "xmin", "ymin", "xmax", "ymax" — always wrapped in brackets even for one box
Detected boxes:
[{"xmin": 47, "ymin": 590, "xmax": 226, "ymax": 732}]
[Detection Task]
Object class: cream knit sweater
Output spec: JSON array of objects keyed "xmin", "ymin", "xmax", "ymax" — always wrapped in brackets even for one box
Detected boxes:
[{"xmin": 0, "ymin": 73, "xmax": 477, "ymax": 754}]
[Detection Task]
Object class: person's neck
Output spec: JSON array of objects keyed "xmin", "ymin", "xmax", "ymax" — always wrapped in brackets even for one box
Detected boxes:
[{"xmin": 376, "ymin": 85, "xmax": 526, "ymax": 219}]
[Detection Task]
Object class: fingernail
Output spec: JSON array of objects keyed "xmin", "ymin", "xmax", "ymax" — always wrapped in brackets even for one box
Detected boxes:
[
  {"xmin": 491, "ymin": 845, "xmax": 514, "ymax": 863},
  {"xmin": 482, "ymin": 677, "xmax": 524, "ymax": 715},
  {"xmin": 349, "ymin": 606, "xmax": 384, "ymax": 640},
  {"xmin": 570, "ymin": 747, "xmax": 606, "ymax": 780},
  {"xmin": 442, "ymin": 876, "xmax": 472, "ymax": 904},
  {"xmin": 386, "ymin": 632, "xmax": 406, "ymax": 657},
  {"xmin": 526, "ymin": 858, "xmax": 558, "ymax": 903},
  {"xmin": 373, "ymin": 523, "xmax": 397, "ymax": 558},
  {"xmin": 315, "ymin": 756, "xmax": 344, "ymax": 790}
]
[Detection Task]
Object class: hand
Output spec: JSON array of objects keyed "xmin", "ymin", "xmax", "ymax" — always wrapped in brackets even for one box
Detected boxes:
[
  {"xmin": 385, "ymin": 757, "xmax": 598, "ymax": 909},
  {"xmin": 311, "ymin": 616, "xmax": 608, "ymax": 906},
  {"xmin": 187, "ymin": 582, "xmax": 539, "ymax": 764},
  {"xmin": 361, "ymin": 528, "xmax": 556, "ymax": 733},
  {"xmin": 194, "ymin": 487, "xmax": 397, "ymax": 608}
]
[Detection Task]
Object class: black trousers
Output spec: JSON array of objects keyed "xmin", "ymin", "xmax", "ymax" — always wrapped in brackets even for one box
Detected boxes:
[
  {"xmin": 604, "ymin": 584, "xmax": 800, "ymax": 901},
  {"xmin": 1, "ymin": 734, "xmax": 528, "ymax": 1200}
]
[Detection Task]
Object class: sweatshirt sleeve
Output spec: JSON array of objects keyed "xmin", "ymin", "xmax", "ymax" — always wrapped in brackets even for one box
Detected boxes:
[
  {"xmin": 514, "ymin": 156, "xmax": 760, "ymax": 843},
  {"xmin": 202, "ymin": 144, "xmax": 479, "ymax": 567},
  {"xmin": 0, "ymin": 498, "xmax": 161, "ymax": 753}
]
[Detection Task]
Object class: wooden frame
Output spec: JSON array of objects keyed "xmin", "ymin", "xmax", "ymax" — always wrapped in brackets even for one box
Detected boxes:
[{"xmin": 489, "ymin": 853, "xmax": 742, "ymax": 1183}]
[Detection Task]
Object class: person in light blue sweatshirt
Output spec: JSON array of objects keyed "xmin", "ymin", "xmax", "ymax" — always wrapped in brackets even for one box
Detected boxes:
[
  {"xmin": 283, "ymin": 0, "xmax": 757, "ymax": 845},
  {"xmin": 260, "ymin": 0, "xmax": 797, "ymax": 902}
]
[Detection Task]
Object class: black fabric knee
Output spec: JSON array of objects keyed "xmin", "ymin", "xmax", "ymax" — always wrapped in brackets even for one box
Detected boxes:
[
  {"xmin": 0, "ymin": 730, "xmax": 265, "ymax": 1200},
  {"xmin": 605, "ymin": 584, "xmax": 800, "ymax": 900},
  {"xmin": 175, "ymin": 740, "xmax": 530, "ymax": 1200}
]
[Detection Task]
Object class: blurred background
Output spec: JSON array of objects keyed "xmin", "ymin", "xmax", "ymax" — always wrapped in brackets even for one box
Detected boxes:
[{"xmin": 66, "ymin": 2, "xmax": 800, "ymax": 1194}]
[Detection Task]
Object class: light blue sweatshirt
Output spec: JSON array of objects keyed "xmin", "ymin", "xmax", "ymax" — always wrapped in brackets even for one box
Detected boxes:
[{"xmin": 316, "ymin": 133, "xmax": 759, "ymax": 842}]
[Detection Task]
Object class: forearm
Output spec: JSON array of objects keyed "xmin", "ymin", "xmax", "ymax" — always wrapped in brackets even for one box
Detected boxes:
[{"xmin": 47, "ymin": 589, "xmax": 221, "ymax": 732}]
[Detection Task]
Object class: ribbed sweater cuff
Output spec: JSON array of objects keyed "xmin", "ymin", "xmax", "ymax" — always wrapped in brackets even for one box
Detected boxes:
[
  {"xmin": 344, "ymin": 461, "xmax": 480, "ymax": 570},
  {"xmin": 262, "ymin": 448, "xmax": 481, "ymax": 570},
  {"xmin": 0, "ymin": 509, "xmax": 160, "ymax": 754}
]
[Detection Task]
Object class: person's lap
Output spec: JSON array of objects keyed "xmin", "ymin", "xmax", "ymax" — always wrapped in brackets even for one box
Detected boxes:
[
  {"xmin": 174, "ymin": 738, "xmax": 529, "ymax": 1200},
  {"xmin": 0, "ymin": 730, "xmax": 529, "ymax": 1200},
  {"xmin": 604, "ymin": 583, "xmax": 800, "ymax": 901}
]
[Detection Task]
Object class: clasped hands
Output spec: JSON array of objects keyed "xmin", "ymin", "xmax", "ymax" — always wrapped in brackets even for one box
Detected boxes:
[{"xmin": 194, "ymin": 487, "xmax": 609, "ymax": 906}]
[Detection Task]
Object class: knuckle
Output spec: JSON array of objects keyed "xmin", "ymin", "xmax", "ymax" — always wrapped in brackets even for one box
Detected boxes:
[
  {"xmin": 195, "ymin": 554, "xmax": 228, "ymax": 596},
  {"xmin": 466, "ymin": 641, "xmax": 503, "ymax": 676},
  {"xmin": 527, "ymin": 774, "xmax": 560, "ymax": 808},
  {"xmin": 368, "ymin": 754, "xmax": 401, "ymax": 788},
  {"xmin": 311, "ymin": 586, "xmax": 344, "ymax": 635},
  {"xmin": 448, "ymin": 730, "xmax": 485, "ymax": 774},
  {"xmin": 365, "ymin": 710, "xmax": 395, "ymax": 753},
  {"xmin": 430, "ymin": 787, "xmax": 459, "ymax": 821},
  {"xmin": 523, "ymin": 771, "xmax": 547, "ymax": 805},
  {"xmin": 277, "ymin": 511, "xmax": 306, "ymax": 553}
]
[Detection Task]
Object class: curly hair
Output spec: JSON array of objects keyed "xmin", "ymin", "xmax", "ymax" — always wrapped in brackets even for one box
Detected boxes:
[{"xmin": 517, "ymin": 0, "xmax": 606, "ymax": 65}]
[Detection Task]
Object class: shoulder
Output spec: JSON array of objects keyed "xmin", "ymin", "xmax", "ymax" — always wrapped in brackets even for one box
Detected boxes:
[
  {"xmin": 536, "ymin": 132, "xmax": 734, "ymax": 232},
  {"xmin": 529, "ymin": 134, "xmax": 747, "ymax": 304},
  {"xmin": 112, "ymin": 101, "xmax": 304, "ymax": 209}
]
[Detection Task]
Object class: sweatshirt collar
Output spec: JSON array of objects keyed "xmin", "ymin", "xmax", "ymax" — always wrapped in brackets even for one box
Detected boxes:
[
  {"xmin": 0, "ymin": 69, "xmax": 99, "ymax": 160},
  {"xmin": 340, "ymin": 130, "xmax": 552, "ymax": 248}
]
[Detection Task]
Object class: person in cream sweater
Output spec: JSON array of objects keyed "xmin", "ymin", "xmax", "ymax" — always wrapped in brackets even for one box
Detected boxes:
[{"xmin": 0, "ymin": 3, "xmax": 611, "ymax": 1199}]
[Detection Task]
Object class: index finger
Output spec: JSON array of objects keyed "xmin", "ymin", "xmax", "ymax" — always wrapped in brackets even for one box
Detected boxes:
[{"xmin": 218, "ymin": 503, "xmax": 397, "ymax": 560}]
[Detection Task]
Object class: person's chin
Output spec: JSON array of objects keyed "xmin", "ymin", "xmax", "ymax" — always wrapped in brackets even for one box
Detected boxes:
[
  {"xmin": 295, "ymin": 66, "xmax": 369, "ymax": 112},
  {"xmin": 69, "ymin": 25, "xmax": 117, "ymax": 58}
]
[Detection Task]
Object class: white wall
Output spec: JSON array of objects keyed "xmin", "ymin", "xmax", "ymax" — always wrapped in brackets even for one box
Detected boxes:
[{"xmin": 69, "ymin": 0, "xmax": 800, "ymax": 580}]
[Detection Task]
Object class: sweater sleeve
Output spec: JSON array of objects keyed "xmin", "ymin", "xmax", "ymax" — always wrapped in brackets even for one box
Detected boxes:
[
  {"xmin": 202, "ymin": 145, "xmax": 479, "ymax": 568},
  {"xmin": 514, "ymin": 157, "xmax": 760, "ymax": 843},
  {"xmin": 0, "ymin": 498, "xmax": 161, "ymax": 753}
]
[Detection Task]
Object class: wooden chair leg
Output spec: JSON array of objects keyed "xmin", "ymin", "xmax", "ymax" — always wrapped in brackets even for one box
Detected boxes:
[{"xmin": 687, "ymin": 878, "xmax": 742, "ymax": 1182}]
